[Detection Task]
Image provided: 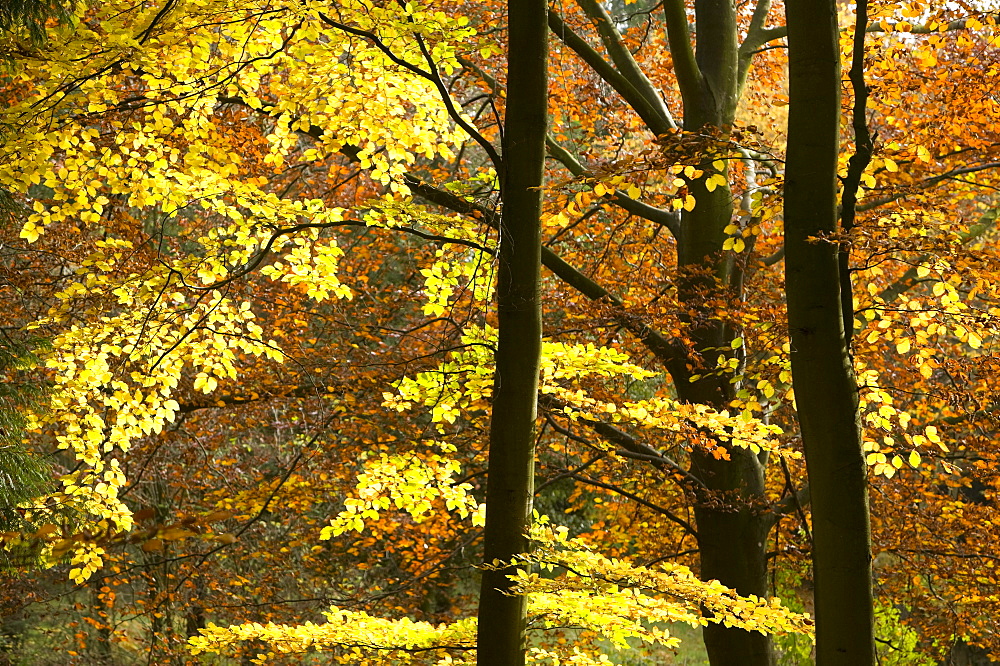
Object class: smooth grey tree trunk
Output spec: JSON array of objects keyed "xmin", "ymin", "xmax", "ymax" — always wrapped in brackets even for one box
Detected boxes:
[
  {"xmin": 476, "ymin": 2, "xmax": 547, "ymax": 665},
  {"xmin": 784, "ymin": 1, "xmax": 876, "ymax": 663},
  {"xmin": 665, "ymin": 1, "xmax": 776, "ymax": 663}
]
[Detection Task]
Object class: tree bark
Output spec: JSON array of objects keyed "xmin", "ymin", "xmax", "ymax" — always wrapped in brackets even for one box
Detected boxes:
[
  {"xmin": 784, "ymin": 1, "xmax": 876, "ymax": 663},
  {"xmin": 476, "ymin": 2, "xmax": 547, "ymax": 665},
  {"xmin": 664, "ymin": 1, "xmax": 776, "ymax": 663}
]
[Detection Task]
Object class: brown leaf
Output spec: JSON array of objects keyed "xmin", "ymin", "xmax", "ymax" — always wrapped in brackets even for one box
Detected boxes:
[
  {"xmin": 160, "ymin": 528, "xmax": 197, "ymax": 541},
  {"xmin": 141, "ymin": 539, "xmax": 163, "ymax": 552}
]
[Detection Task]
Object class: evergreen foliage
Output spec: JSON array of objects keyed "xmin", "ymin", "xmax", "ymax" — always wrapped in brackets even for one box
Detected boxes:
[
  {"xmin": 0, "ymin": 334, "xmax": 53, "ymax": 565},
  {"xmin": 0, "ymin": 0, "xmax": 72, "ymax": 43}
]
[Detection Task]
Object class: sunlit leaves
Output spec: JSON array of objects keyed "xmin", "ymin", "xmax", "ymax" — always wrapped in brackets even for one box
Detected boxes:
[
  {"xmin": 188, "ymin": 609, "xmax": 478, "ymax": 664},
  {"xmin": 2, "ymin": 0, "xmax": 483, "ymax": 580},
  {"xmin": 511, "ymin": 522, "xmax": 814, "ymax": 643},
  {"xmin": 319, "ymin": 450, "xmax": 483, "ymax": 539},
  {"xmin": 385, "ymin": 325, "xmax": 786, "ymax": 454}
]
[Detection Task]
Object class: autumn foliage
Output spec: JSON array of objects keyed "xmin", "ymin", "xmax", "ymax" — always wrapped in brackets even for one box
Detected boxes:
[{"xmin": 2, "ymin": 0, "xmax": 1000, "ymax": 664}]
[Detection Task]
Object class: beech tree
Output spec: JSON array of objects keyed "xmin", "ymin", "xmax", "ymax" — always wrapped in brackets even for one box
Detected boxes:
[
  {"xmin": 476, "ymin": 0, "xmax": 546, "ymax": 663},
  {"xmin": 785, "ymin": 0, "xmax": 875, "ymax": 662},
  {"xmin": 0, "ymin": 0, "xmax": 812, "ymax": 663},
  {"xmin": 4, "ymin": 1, "xmax": 1000, "ymax": 665}
]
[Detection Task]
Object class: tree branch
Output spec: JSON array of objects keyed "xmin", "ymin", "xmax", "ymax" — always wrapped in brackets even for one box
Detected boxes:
[
  {"xmin": 839, "ymin": 0, "xmax": 875, "ymax": 348},
  {"xmin": 545, "ymin": 135, "xmax": 681, "ymax": 237},
  {"xmin": 574, "ymin": 0, "xmax": 677, "ymax": 132},
  {"xmin": 662, "ymin": 0, "xmax": 705, "ymax": 114},
  {"xmin": 755, "ymin": 14, "xmax": 1000, "ymax": 48},
  {"xmin": 737, "ymin": 0, "xmax": 773, "ymax": 93},
  {"xmin": 548, "ymin": 10, "xmax": 674, "ymax": 136},
  {"xmin": 567, "ymin": 472, "xmax": 698, "ymax": 536},
  {"xmin": 857, "ymin": 161, "xmax": 1000, "ymax": 213},
  {"xmin": 539, "ymin": 397, "xmax": 706, "ymax": 490}
]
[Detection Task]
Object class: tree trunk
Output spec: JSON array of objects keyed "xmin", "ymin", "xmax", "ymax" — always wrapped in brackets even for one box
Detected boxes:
[
  {"xmin": 689, "ymin": 446, "xmax": 774, "ymax": 665},
  {"xmin": 666, "ymin": 1, "xmax": 776, "ymax": 663},
  {"xmin": 784, "ymin": 1, "xmax": 875, "ymax": 663},
  {"xmin": 476, "ymin": 2, "xmax": 547, "ymax": 665}
]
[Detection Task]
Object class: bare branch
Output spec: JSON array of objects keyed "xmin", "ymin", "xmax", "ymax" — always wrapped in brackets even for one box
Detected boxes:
[
  {"xmin": 548, "ymin": 10, "xmax": 674, "ymax": 136},
  {"xmin": 574, "ymin": 0, "xmax": 677, "ymax": 131},
  {"xmin": 545, "ymin": 135, "xmax": 681, "ymax": 237}
]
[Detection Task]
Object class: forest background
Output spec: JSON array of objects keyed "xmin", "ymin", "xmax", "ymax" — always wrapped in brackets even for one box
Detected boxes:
[{"xmin": 1, "ymin": 0, "xmax": 1000, "ymax": 664}]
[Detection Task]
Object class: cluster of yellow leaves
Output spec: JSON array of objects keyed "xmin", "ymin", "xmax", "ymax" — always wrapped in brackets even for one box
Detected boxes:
[
  {"xmin": 856, "ymin": 367, "xmax": 946, "ymax": 479},
  {"xmin": 319, "ymin": 448, "xmax": 484, "ymax": 539},
  {"xmin": 728, "ymin": 340, "xmax": 794, "ymax": 419},
  {"xmin": 8, "ymin": 1, "xmax": 468, "ymax": 236},
  {"xmin": 851, "ymin": 211, "xmax": 1000, "ymax": 477},
  {"xmin": 259, "ymin": 227, "xmax": 354, "ymax": 302},
  {"xmin": 419, "ymin": 249, "xmax": 494, "ymax": 317},
  {"xmin": 2, "ymin": 0, "xmax": 481, "ymax": 578},
  {"xmin": 512, "ymin": 522, "xmax": 814, "ymax": 646},
  {"xmin": 25, "ymin": 260, "xmax": 282, "ymax": 577},
  {"xmin": 188, "ymin": 609, "xmax": 477, "ymax": 665},
  {"xmin": 385, "ymin": 325, "xmax": 785, "ymax": 453}
]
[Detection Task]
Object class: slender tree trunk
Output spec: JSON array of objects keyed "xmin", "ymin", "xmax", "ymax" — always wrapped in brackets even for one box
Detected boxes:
[
  {"xmin": 784, "ymin": 1, "xmax": 875, "ymax": 663},
  {"xmin": 476, "ymin": 2, "xmax": 547, "ymax": 665}
]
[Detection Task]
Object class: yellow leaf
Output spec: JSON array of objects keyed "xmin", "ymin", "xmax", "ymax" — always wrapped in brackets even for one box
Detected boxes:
[
  {"xmin": 883, "ymin": 158, "xmax": 898, "ymax": 172},
  {"xmin": 896, "ymin": 339, "xmax": 911, "ymax": 354},
  {"xmin": 20, "ymin": 222, "xmax": 40, "ymax": 243},
  {"xmin": 908, "ymin": 450, "xmax": 921, "ymax": 467},
  {"xmin": 627, "ymin": 184, "xmax": 641, "ymax": 199}
]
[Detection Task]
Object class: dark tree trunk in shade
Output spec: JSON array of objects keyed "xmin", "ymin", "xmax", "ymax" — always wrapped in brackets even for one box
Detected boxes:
[
  {"xmin": 476, "ymin": 1, "xmax": 547, "ymax": 664},
  {"xmin": 784, "ymin": 0, "xmax": 876, "ymax": 662}
]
